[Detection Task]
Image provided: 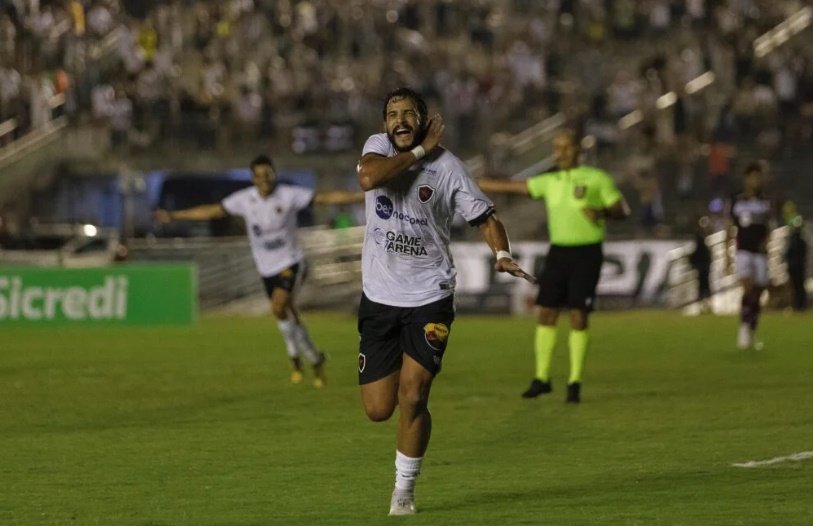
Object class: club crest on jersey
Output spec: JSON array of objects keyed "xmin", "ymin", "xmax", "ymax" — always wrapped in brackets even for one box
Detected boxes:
[
  {"xmin": 574, "ymin": 185, "xmax": 587, "ymax": 199},
  {"xmin": 424, "ymin": 323, "xmax": 450, "ymax": 351},
  {"xmin": 276, "ymin": 206, "xmax": 283, "ymax": 214},
  {"xmin": 358, "ymin": 353, "xmax": 366, "ymax": 373},
  {"xmin": 418, "ymin": 184, "xmax": 435, "ymax": 203}
]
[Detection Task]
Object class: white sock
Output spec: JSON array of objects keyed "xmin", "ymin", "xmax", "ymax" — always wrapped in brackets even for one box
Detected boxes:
[
  {"xmin": 277, "ymin": 319, "xmax": 300, "ymax": 359},
  {"xmin": 394, "ymin": 450, "xmax": 423, "ymax": 493},
  {"xmin": 293, "ymin": 322, "xmax": 321, "ymax": 364}
]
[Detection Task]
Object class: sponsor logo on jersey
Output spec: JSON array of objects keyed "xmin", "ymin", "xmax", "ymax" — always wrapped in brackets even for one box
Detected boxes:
[
  {"xmin": 263, "ymin": 238, "xmax": 285, "ymax": 250},
  {"xmin": 375, "ymin": 195, "xmax": 394, "ymax": 219},
  {"xmin": 372, "ymin": 228, "xmax": 428, "ymax": 256},
  {"xmin": 374, "ymin": 195, "xmax": 428, "ymax": 225},
  {"xmin": 418, "ymin": 184, "xmax": 435, "ymax": 203},
  {"xmin": 423, "ymin": 322, "xmax": 450, "ymax": 351},
  {"xmin": 390, "ymin": 211, "xmax": 428, "ymax": 226},
  {"xmin": 358, "ymin": 352, "xmax": 366, "ymax": 373},
  {"xmin": 574, "ymin": 185, "xmax": 587, "ymax": 199}
]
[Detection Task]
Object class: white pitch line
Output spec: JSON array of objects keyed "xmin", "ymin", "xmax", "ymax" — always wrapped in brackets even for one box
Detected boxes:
[{"xmin": 732, "ymin": 451, "xmax": 813, "ymax": 468}]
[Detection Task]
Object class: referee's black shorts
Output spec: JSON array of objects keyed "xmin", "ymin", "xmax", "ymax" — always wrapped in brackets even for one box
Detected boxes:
[{"xmin": 536, "ymin": 243, "xmax": 603, "ymax": 311}]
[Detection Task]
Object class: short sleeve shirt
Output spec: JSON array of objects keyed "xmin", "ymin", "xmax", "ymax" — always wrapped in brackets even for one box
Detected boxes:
[
  {"xmin": 361, "ymin": 133, "xmax": 493, "ymax": 307},
  {"xmin": 526, "ymin": 165, "xmax": 622, "ymax": 246},
  {"xmin": 222, "ymin": 184, "xmax": 314, "ymax": 277},
  {"xmin": 729, "ymin": 193, "xmax": 771, "ymax": 253}
]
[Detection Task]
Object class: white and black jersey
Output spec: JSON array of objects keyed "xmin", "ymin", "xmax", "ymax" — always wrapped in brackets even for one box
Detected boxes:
[
  {"xmin": 222, "ymin": 184, "xmax": 314, "ymax": 277},
  {"xmin": 729, "ymin": 193, "xmax": 772, "ymax": 254},
  {"xmin": 360, "ymin": 133, "xmax": 494, "ymax": 307}
]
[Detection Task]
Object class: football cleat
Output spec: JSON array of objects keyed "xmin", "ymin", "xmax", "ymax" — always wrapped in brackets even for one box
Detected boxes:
[
  {"xmin": 737, "ymin": 323, "xmax": 752, "ymax": 350},
  {"xmin": 521, "ymin": 379, "xmax": 552, "ymax": 399},
  {"xmin": 388, "ymin": 490, "xmax": 416, "ymax": 516},
  {"xmin": 312, "ymin": 353, "xmax": 327, "ymax": 388},
  {"xmin": 290, "ymin": 370, "xmax": 304, "ymax": 384},
  {"xmin": 566, "ymin": 382, "xmax": 581, "ymax": 404}
]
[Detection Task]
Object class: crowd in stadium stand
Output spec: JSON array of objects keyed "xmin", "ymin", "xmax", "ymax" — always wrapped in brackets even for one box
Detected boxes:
[{"xmin": 1, "ymin": 1, "xmax": 811, "ymax": 216}]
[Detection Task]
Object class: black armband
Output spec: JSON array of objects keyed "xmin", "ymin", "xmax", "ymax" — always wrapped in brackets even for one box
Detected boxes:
[{"xmin": 468, "ymin": 207, "xmax": 495, "ymax": 227}]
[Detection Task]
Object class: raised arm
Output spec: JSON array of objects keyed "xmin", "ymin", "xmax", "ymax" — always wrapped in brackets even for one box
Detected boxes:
[
  {"xmin": 477, "ymin": 178, "xmax": 531, "ymax": 196},
  {"xmin": 313, "ymin": 191, "xmax": 366, "ymax": 205},
  {"xmin": 357, "ymin": 116, "xmax": 445, "ymax": 191},
  {"xmin": 154, "ymin": 204, "xmax": 227, "ymax": 223},
  {"xmin": 478, "ymin": 215, "xmax": 537, "ymax": 283}
]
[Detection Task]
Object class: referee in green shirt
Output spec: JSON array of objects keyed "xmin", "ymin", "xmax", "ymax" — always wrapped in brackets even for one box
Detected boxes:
[{"xmin": 479, "ymin": 130, "xmax": 629, "ymax": 402}]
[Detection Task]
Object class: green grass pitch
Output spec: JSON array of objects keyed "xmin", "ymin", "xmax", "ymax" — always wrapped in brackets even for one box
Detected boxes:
[{"xmin": 1, "ymin": 311, "xmax": 812, "ymax": 525}]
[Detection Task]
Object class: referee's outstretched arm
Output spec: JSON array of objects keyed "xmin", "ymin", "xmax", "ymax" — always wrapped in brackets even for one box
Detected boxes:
[{"xmin": 476, "ymin": 178, "xmax": 530, "ymax": 196}]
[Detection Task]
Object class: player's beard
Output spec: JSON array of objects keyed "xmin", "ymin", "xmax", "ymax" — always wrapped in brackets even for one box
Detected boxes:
[
  {"xmin": 387, "ymin": 130, "xmax": 420, "ymax": 152},
  {"xmin": 387, "ymin": 124, "xmax": 426, "ymax": 153}
]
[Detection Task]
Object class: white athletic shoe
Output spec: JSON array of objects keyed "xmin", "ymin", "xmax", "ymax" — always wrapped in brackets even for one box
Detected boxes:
[
  {"xmin": 388, "ymin": 490, "xmax": 416, "ymax": 516},
  {"xmin": 737, "ymin": 323, "xmax": 752, "ymax": 350}
]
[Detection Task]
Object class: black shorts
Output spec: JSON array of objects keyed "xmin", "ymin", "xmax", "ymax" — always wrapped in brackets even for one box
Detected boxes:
[
  {"xmin": 261, "ymin": 263, "xmax": 301, "ymax": 297},
  {"xmin": 536, "ymin": 243, "xmax": 603, "ymax": 311},
  {"xmin": 357, "ymin": 293, "xmax": 455, "ymax": 385}
]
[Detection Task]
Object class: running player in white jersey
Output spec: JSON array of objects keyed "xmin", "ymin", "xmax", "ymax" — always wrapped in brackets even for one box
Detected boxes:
[
  {"xmin": 356, "ymin": 88, "xmax": 535, "ymax": 516},
  {"xmin": 727, "ymin": 162, "xmax": 774, "ymax": 350},
  {"xmin": 155, "ymin": 155, "xmax": 363, "ymax": 387}
]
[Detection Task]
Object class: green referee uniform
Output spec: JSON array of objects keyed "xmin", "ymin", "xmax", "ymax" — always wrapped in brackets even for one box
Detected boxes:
[
  {"xmin": 526, "ymin": 165, "xmax": 623, "ymax": 395},
  {"xmin": 527, "ymin": 165, "xmax": 623, "ymax": 247}
]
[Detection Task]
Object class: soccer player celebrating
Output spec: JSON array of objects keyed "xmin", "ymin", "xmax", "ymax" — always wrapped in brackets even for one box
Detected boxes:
[
  {"xmin": 727, "ymin": 162, "xmax": 773, "ymax": 350},
  {"xmin": 478, "ymin": 130, "xmax": 629, "ymax": 403},
  {"xmin": 357, "ymin": 87, "xmax": 534, "ymax": 516},
  {"xmin": 154, "ymin": 155, "xmax": 363, "ymax": 387}
]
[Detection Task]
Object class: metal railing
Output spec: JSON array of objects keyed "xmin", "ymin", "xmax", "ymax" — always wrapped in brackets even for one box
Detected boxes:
[
  {"xmin": 127, "ymin": 226, "xmax": 364, "ymax": 310},
  {"xmin": 614, "ymin": 5, "xmax": 812, "ymax": 134},
  {"xmin": 666, "ymin": 226, "xmax": 807, "ymax": 314},
  {"xmin": 0, "ymin": 94, "xmax": 68, "ymax": 168}
]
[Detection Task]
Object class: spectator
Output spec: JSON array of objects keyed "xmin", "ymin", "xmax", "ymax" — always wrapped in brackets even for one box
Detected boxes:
[
  {"xmin": 707, "ymin": 132, "xmax": 735, "ymax": 197},
  {"xmin": 109, "ymin": 86, "xmax": 132, "ymax": 151},
  {"xmin": 784, "ymin": 203, "xmax": 808, "ymax": 312},
  {"xmin": 87, "ymin": 1, "xmax": 115, "ymax": 37},
  {"xmin": 689, "ymin": 216, "xmax": 713, "ymax": 309}
]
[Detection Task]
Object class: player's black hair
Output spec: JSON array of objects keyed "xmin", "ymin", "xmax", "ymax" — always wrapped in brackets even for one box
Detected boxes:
[
  {"xmin": 382, "ymin": 87, "xmax": 428, "ymax": 128},
  {"xmin": 744, "ymin": 161, "xmax": 763, "ymax": 175},
  {"xmin": 250, "ymin": 154, "xmax": 274, "ymax": 169}
]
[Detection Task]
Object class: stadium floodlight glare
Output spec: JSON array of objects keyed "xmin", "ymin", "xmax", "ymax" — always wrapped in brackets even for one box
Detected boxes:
[
  {"xmin": 618, "ymin": 110, "xmax": 643, "ymax": 130},
  {"xmin": 685, "ymin": 72, "xmax": 715, "ymax": 95},
  {"xmin": 580, "ymin": 134, "xmax": 597, "ymax": 150},
  {"xmin": 656, "ymin": 92, "xmax": 677, "ymax": 110},
  {"xmin": 753, "ymin": 6, "xmax": 811, "ymax": 58},
  {"xmin": 83, "ymin": 224, "xmax": 98, "ymax": 237}
]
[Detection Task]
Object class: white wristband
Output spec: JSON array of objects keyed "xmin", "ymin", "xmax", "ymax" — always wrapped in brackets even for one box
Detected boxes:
[
  {"xmin": 410, "ymin": 145, "xmax": 426, "ymax": 160},
  {"xmin": 496, "ymin": 250, "xmax": 512, "ymax": 261}
]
